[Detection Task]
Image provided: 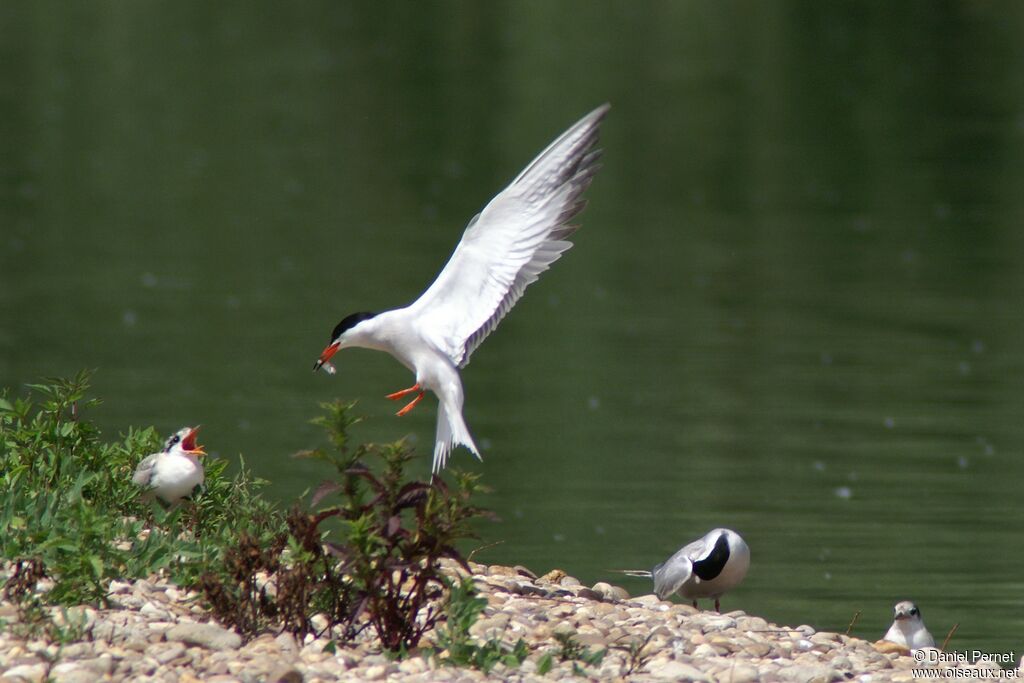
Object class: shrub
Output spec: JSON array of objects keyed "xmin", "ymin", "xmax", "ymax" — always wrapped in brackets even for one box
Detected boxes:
[{"xmin": 198, "ymin": 400, "xmax": 494, "ymax": 651}]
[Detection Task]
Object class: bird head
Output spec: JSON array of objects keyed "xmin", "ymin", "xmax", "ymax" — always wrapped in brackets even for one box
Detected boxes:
[
  {"xmin": 166, "ymin": 426, "xmax": 206, "ymax": 456},
  {"xmin": 313, "ymin": 311, "xmax": 377, "ymax": 373},
  {"xmin": 893, "ymin": 600, "xmax": 923, "ymax": 622}
]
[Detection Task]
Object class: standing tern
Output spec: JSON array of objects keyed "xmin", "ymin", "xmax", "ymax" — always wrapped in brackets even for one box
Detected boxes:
[
  {"xmin": 132, "ymin": 426, "xmax": 207, "ymax": 505},
  {"xmin": 614, "ymin": 528, "xmax": 750, "ymax": 612},
  {"xmin": 882, "ymin": 600, "xmax": 935, "ymax": 652},
  {"xmin": 314, "ymin": 104, "xmax": 609, "ymax": 473}
]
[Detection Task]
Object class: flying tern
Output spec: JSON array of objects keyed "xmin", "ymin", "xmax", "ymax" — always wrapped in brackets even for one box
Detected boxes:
[
  {"xmin": 614, "ymin": 528, "xmax": 750, "ymax": 612},
  {"xmin": 882, "ymin": 600, "xmax": 935, "ymax": 651},
  {"xmin": 314, "ymin": 104, "xmax": 609, "ymax": 473},
  {"xmin": 133, "ymin": 426, "xmax": 207, "ymax": 505}
]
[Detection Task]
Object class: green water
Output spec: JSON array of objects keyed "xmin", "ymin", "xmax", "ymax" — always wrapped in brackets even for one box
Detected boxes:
[{"xmin": 3, "ymin": 1, "xmax": 1022, "ymax": 657}]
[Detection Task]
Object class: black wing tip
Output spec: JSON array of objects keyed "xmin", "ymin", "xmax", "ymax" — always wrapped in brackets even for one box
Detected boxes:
[
  {"xmin": 581, "ymin": 148, "xmax": 604, "ymax": 166},
  {"xmin": 549, "ymin": 224, "xmax": 580, "ymax": 241},
  {"xmin": 552, "ymin": 153, "xmax": 603, "ymax": 226}
]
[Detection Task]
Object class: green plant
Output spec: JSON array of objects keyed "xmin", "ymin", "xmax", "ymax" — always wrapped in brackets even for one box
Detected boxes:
[
  {"xmin": 538, "ymin": 631, "xmax": 606, "ymax": 677},
  {"xmin": 555, "ymin": 630, "xmax": 606, "ymax": 664},
  {"xmin": 199, "ymin": 400, "xmax": 493, "ymax": 651},
  {"xmin": 537, "ymin": 651, "xmax": 554, "ymax": 675},
  {"xmin": 1, "ymin": 372, "xmax": 159, "ymax": 603},
  {"xmin": 431, "ymin": 577, "xmax": 529, "ymax": 672},
  {"xmin": 611, "ymin": 631, "xmax": 656, "ymax": 675},
  {"xmin": 532, "ymin": 634, "xmax": 602, "ymax": 679},
  {"xmin": 0, "ymin": 372, "xmax": 284, "ymax": 606}
]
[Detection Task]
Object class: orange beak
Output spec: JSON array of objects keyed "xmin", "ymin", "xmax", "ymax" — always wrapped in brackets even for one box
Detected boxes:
[
  {"xmin": 314, "ymin": 341, "xmax": 340, "ymax": 372},
  {"xmin": 181, "ymin": 426, "xmax": 206, "ymax": 456}
]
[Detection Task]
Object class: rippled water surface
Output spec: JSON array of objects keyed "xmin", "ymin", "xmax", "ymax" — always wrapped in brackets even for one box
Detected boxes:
[{"xmin": 3, "ymin": 2, "xmax": 1023, "ymax": 656}]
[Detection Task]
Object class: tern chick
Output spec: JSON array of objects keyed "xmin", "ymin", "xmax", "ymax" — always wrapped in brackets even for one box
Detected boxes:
[
  {"xmin": 133, "ymin": 426, "xmax": 206, "ymax": 505},
  {"xmin": 882, "ymin": 600, "xmax": 935, "ymax": 651},
  {"xmin": 615, "ymin": 528, "xmax": 750, "ymax": 612}
]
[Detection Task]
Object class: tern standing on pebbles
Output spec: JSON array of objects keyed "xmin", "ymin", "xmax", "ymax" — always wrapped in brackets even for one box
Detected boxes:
[
  {"xmin": 132, "ymin": 426, "xmax": 206, "ymax": 505},
  {"xmin": 882, "ymin": 600, "xmax": 935, "ymax": 651},
  {"xmin": 616, "ymin": 528, "xmax": 750, "ymax": 612},
  {"xmin": 314, "ymin": 104, "xmax": 609, "ymax": 474}
]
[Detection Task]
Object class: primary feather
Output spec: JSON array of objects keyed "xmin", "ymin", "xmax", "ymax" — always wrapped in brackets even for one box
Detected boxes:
[{"xmin": 411, "ymin": 104, "xmax": 608, "ymax": 369}]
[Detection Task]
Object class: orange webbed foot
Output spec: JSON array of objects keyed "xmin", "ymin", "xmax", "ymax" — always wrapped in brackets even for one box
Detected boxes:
[
  {"xmin": 395, "ymin": 390, "xmax": 425, "ymax": 416},
  {"xmin": 386, "ymin": 383, "xmax": 421, "ymax": 401}
]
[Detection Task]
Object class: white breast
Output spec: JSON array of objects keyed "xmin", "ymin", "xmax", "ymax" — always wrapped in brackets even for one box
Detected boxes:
[
  {"xmin": 149, "ymin": 453, "xmax": 204, "ymax": 503},
  {"xmin": 883, "ymin": 620, "xmax": 935, "ymax": 651}
]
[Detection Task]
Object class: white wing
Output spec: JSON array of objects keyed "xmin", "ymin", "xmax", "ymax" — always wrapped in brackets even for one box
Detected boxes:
[{"xmin": 409, "ymin": 104, "xmax": 609, "ymax": 368}]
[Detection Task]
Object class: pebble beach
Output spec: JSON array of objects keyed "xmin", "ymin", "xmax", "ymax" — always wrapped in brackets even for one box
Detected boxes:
[{"xmin": 0, "ymin": 560, "xmax": 1012, "ymax": 683}]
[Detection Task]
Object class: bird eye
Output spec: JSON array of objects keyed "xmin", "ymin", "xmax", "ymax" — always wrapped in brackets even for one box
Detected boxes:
[{"xmin": 910, "ymin": 608, "xmax": 919, "ymax": 615}]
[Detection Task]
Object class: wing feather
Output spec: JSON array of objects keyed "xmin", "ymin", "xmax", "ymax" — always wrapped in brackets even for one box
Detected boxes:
[
  {"xmin": 652, "ymin": 556, "xmax": 694, "ymax": 600},
  {"xmin": 409, "ymin": 104, "xmax": 609, "ymax": 367},
  {"xmin": 132, "ymin": 453, "xmax": 160, "ymax": 487}
]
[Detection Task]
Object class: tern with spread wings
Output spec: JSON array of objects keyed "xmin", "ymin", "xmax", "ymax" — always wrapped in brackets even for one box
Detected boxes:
[{"xmin": 315, "ymin": 105, "xmax": 609, "ymax": 473}]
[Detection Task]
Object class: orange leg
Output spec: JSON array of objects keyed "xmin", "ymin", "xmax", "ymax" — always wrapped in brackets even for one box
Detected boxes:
[
  {"xmin": 386, "ymin": 383, "xmax": 421, "ymax": 401},
  {"xmin": 395, "ymin": 390, "xmax": 425, "ymax": 417}
]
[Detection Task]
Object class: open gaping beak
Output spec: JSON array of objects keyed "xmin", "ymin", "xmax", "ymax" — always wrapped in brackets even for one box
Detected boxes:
[
  {"xmin": 181, "ymin": 426, "xmax": 206, "ymax": 456},
  {"xmin": 314, "ymin": 341, "xmax": 340, "ymax": 372}
]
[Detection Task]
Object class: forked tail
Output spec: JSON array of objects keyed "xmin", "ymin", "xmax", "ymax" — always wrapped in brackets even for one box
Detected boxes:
[
  {"xmin": 607, "ymin": 569, "xmax": 654, "ymax": 578},
  {"xmin": 433, "ymin": 402, "xmax": 482, "ymax": 474}
]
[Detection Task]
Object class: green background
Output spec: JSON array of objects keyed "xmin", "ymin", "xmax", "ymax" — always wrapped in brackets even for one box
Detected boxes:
[{"xmin": 2, "ymin": 1, "xmax": 1022, "ymax": 656}]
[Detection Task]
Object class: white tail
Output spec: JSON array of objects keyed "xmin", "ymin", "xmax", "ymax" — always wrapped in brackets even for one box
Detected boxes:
[
  {"xmin": 433, "ymin": 402, "xmax": 482, "ymax": 473},
  {"xmin": 608, "ymin": 569, "xmax": 654, "ymax": 578}
]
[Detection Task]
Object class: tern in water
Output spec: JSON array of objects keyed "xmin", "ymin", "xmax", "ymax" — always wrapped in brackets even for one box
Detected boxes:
[
  {"xmin": 614, "ymin": 528, "xmax": 750, "ymax": 612},
  {"xmin": 132, "ymin": 426, "xmax": 206, "ymax": 505},
  {"xmin": 882, "ymin": 600, "xmax": 935, "ymax": 651},
  {"xmin": 314, "ymin": 105, "xmax": 609, "ymax": 473}
]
